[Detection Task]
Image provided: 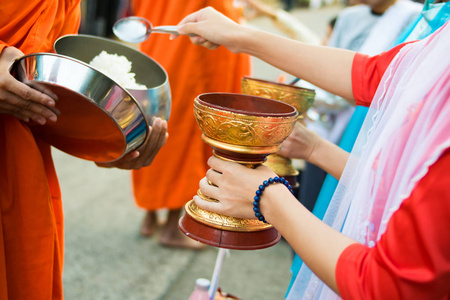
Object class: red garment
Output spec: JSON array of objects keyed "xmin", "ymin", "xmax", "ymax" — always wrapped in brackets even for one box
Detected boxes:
[
  {"xmin": 131, "ymin": 0, "xmax": 251, "ymax": 210},
  {"xmin": 0, "ymin": 1, "xmax": 80, "ymax": 299},
  {"xmin": 335, "ymin": 49, "xmax": 450, "ymax": 299}
]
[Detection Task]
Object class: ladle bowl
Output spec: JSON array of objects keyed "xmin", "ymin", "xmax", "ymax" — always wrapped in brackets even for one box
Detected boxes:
[{"xmin": 113, "ymin": 16, "xmax": 192, "ymax": 44}]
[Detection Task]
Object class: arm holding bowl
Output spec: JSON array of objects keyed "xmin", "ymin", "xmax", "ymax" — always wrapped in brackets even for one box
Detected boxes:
[
  {"xmin": 0, "ymin": 46, "xmax": 60, "ymax": 125},
  {"xmin": 181, "ymin": 7, "xmax": 361, "ymax": 294},
  {"xmin": 277, "ymin": 122, "xmax": 349, "ymax": 180},
  {"xmin": 194, "ymin": 156, "xmax": 356, "ymax": 295},
  {"xmin": 177, "ymin": 7, "xmax": 356, "ymax": 104}
]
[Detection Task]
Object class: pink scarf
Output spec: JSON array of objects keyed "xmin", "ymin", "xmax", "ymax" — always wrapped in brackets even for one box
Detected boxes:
[{"xmin": 288, "ymin": 21, "xmax": 450, "ymax": 299}]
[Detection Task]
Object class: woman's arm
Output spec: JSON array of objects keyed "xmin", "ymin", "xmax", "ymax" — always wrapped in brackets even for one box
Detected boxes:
[
  {"xmin": 277, "ymin": 122, "xmax": 350, "ymax": 179},
  {"xmin": 195, "ymin": 156, "xmax": 357, "ymax": 294},
  {"xmin": 177, "ymin": 7, "xmax": 356, "ymax": 101}
]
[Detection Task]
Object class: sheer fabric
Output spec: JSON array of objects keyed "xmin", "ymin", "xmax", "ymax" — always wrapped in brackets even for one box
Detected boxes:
[{"xmin": 287, "ymin": 21, "xmax": 450, "ymax": 299}]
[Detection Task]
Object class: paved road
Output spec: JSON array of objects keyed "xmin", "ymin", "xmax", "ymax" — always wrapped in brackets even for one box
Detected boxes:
[{"xmin": 58, "ymin": 4, "xmax": 342, "ymax": 300}]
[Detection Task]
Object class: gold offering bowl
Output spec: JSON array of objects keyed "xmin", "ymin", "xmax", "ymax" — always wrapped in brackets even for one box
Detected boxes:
[
  {"xmin": 179, "ymin": 93, "xmax": 298, "ymax": 250},
  {"xmin": 241, "ymin": 77, "xmax": 315, "ymax": 188}
]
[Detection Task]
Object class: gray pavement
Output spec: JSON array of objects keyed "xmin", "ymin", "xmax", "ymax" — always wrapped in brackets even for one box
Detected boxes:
[{"xmin": 58, "ymin": 4, "xmax": 342, "ymax": 300}]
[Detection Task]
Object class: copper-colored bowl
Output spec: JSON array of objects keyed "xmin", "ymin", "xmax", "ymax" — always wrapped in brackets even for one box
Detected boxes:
[
  {"xmin": 194, "ymin": 93, "xmax": 298, "ymax": 161},
  {"xmin": 241, "ymin": 76, "xmax": 315, "ymax": 115}
]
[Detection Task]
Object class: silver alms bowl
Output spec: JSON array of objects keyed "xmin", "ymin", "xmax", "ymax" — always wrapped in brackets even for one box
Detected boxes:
[
  {"xmin": 12, "ymin": 52, "xmax": 149, "ymax": 162},
  {"xmin": 54, "ymin": 34, "xmax": 171, "ymax": 123}
]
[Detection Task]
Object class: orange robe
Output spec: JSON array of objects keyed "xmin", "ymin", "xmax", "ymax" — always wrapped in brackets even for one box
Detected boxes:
[
  {"xmin": 0, "ymin": 1, "xmax": 80, "ymax": 299},
  {"xmin": 131, "ymin": 0, "xmax": 251, "ymax": 210}
]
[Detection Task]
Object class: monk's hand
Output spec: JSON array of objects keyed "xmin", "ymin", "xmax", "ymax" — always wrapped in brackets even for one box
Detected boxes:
[
  {"xmin": 177, "ymin": 7, "xmax": 244, "ymax": 52},
  {"xmin": 194, "ymin": 156, "xmax": 278, "ymax": 220},
  {"xmin": 0, "ymin": 47, "xmax": 59, "ymax": 124},
  {"xmin": 277, "ymin": 121, "xmax": 320, "ymax": 161},
  {"xmin": 95, "ymin": 118, "xmax": 168, "ymax": 170}
]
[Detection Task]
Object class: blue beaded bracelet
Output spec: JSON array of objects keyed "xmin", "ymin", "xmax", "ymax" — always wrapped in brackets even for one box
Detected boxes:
[{"xmin": 253, "ymin": 176, "xmax": 295, "ymax": 223}]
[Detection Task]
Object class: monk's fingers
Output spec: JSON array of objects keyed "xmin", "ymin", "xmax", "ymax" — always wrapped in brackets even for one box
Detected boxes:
[
  {"xmin": 0, "ymin": 107, "xmax": 29, "ymax": 122},
  {"xmin": 136, "ymin": 118, "xmax": 168, "ymax": 167},
  {"xmin": 94, "ymin": 150, "xmax": 140, "ymax": 169},
  {"xmin": 95, "ymin": 119, "xmax": 168, "ymax": 170},
  {"xmin": 26, "ymin": 82, "xmax": 59, "ymax": 103},
  {"xmin": 0, "ymin": 93, "xmax": 58, "ymax": 125},
  {"xmin": 1, "ymin": 47, "xmax": 56, "ymax": 107},
  {"xmin": 0, "ymin": 46, "xmax": 24, "ymax": 65},
  {"xmin": 0, "ymin": 74, "xmax": 57, "ymax": 107},
  {"xmin": 142, "ymin": 131, "xmax": 168, "ymax": 167}
]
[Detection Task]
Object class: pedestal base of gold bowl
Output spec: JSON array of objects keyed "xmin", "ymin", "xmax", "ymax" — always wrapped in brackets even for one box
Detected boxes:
[
  {"xmin": 263, "ymin": 154, "xmax": 300, "ymax": 189},
  {"xmin": 179, "ymin": 213, "xmax": 281, "ymax": 250}
]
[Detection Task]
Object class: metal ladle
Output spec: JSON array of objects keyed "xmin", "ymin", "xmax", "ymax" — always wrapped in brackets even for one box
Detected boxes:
[{"xmin": 113, "ymin": 16, "xmax": 191, "ymax": 44}]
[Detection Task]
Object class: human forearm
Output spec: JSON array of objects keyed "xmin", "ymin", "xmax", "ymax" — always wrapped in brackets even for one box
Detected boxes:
[
  {"xmin": 196, "ymin": 157, "xmax": 358, "ymax": 294},
  {"xmin": 178, "ymin": 7, "xmax": 356, "ymax": 101},
  {"xmin": 263, "ymin": 186, "xmax": 357, "ymax": 294},
  {"xmin": 308, "ymin": 136, "xmax": 349, "ymax": 180},
  {"xmin": 278, "ymin": 122, "xmax": 349, "ymax": 179},
  {"xmin": 236, "ymin": 27, "xmax": 355, "ymax": 100}
]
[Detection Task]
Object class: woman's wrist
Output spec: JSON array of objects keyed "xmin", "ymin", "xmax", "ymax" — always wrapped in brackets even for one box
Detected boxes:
[
  {"xmin": 259, "ymin": 182, "xmax": 294, "ymax": 224},
  {"xmin": 236, "ymin": 26, "xmax": 267, "ymax": 56},
  {"xmin": 253, "ymin": 176, "xmax": 294, "ymax": 223},
  {"xmin": 308, "ymin": 136, "xmax": 349, "ymax": 180}
]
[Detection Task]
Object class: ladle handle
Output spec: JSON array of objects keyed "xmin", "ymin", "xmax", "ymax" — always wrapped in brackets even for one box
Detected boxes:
[{"xmin": 152, "ymin": 25, "xmax": 197, "ymax": 37}]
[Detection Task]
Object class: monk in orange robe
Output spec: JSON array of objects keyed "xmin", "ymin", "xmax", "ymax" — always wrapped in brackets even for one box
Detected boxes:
[
  {"xmin": 0, "ymin": 1, "xmax": 167, "ymax": 298},
  {"xmin": 131, "ymin": 0, "xmax": 251, "ymax": 248}
]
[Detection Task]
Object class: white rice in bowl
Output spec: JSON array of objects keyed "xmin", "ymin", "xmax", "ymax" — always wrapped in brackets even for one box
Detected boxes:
[{"xmin": 89, "ymin": 51, "xmax": 148, "ymax": 90}]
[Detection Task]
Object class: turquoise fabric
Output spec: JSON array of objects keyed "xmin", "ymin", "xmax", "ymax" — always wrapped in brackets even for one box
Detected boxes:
[
  {"xmin": 394, "ymin": 0, "xmax": 450, "ymax": 45},
  {"xmin": 285, "ymin": 2, "xmax": 450, "ymax": 296}
]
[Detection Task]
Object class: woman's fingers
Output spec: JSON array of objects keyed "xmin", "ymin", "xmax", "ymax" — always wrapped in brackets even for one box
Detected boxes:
[
  {"xmin": 193, "ymin": 194, "xmax": 223, "ymax": 213},
  {"xmin": 205, "ymin": 168, "xmax": 222, "ymax": 187},
  {"xmin": 177, "ymin": 7, "xmax": 241, "ymax": 52}
]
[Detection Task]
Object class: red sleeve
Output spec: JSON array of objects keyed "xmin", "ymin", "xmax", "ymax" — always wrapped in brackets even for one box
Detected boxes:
[
  {"xmin": 352, "ymin": 42, "xmax": 414, "ymax": 107},
  {"xmin": 336, "ymin": 149, "xmax": 450, "ymax": 299}
]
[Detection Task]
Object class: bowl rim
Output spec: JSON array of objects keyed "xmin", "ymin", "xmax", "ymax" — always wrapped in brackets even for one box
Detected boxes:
[
  {"xmin": 196, "ymin": 92, "xmax": 299, "ymax": 118},
  {"xmin": 15, "ymin": 52, "xmax": 148, "ymax": 126},
  {"xmin": 54, "ymin": 34, "xmax": 169, "ymax": 92},
  {"xmin": 242, "ymin": 76, "xmax": 315, "ymax": 94},
  {"xmin": 13, "ymin": 52, "xmax": 150, "ymax": 161}
]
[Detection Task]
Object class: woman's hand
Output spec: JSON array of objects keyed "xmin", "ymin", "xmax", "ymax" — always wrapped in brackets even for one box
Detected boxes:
[
  {"xmin": 277, "ymin": 121, "xmax": 321, "ymax": 161},
  {"xmin": 194, "ymin": 155, "xmax": 278, "ymax": 219},
  {"xmin": 177, "ymin": 7, "xmax": 247, "ymax": 52},
  {"xmin": 279, "ymin": 121, "xmax": 349, "ymax": 179},
  {"xmin": 0, "ymin": 47, "xmax": 59, "ymax": 124},
  {"xmin": 95, "ymin": 118, "xmax": 168, "ymax": 170}
]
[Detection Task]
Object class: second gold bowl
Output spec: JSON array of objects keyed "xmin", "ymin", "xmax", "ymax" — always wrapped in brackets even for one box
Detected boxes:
[{"xmin": 241, "ymin": 76, "xmax": 315, "ymax": 115}]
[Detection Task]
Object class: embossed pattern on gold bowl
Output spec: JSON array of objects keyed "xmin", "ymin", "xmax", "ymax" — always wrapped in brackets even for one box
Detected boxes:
[
  {"xmin": 194, "ymin": 93, "xmax": 298, "ymax": 151},
  {"xmin": 241, "ymin": 76, "xmax": 315, "ymax": 115},
  {"xmin": 185, "ymin": 199, "xmax": 272, "ymax": 232}
]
